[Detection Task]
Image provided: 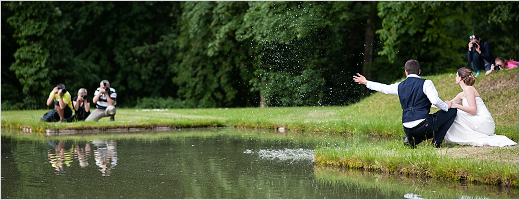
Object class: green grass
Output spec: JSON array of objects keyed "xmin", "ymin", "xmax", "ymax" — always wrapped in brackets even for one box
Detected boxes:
[
  {"xmin": 2, "ymin": 68, "xmax": 518, "ymax": 187},
  {"xmin": 314, "ymin": 138, "xmax": 519, "ymax": 187},
  {"xmin": 3, "ymin": 68, "xmax": 517, "ymax": 140},
  {"xmin": 314, "ymin": 166, "xmax": 518, "ymax": 199}
]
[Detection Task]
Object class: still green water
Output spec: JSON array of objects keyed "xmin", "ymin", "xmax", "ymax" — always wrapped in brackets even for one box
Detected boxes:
[{"xmin": 1, "ymin": 128, "xmax": 518, "ymax": 199}]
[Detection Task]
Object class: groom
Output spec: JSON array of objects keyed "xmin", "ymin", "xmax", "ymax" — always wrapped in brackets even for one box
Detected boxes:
[{"xmin": 353, "ymin": 59, "xmax": 457, "ymax": 148}]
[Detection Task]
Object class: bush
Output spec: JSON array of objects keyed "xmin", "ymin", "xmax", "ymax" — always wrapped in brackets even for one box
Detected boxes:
[
  {"xmin": 1, "ymin": 100, "xmax": 22, "ymax": 110},
  {"xmin": 1, "ymin": 98, "xmax": 41, "ymax": 110}
]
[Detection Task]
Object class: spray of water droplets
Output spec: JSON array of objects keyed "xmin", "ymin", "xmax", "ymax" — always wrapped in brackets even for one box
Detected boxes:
[{"xmin": 244, "ymin": 148, "xmax": 315, "ymax": 163}]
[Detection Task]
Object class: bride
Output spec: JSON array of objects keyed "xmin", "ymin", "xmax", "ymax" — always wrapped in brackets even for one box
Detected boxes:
[{"xmin": 444, "ymin": 67, "xmax": 517, "ymax": 147}]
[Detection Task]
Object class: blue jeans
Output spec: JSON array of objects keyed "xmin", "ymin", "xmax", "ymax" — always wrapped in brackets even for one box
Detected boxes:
[{"xmin": 403, "ymin": 108, "xmax": 457, "ymax": 148}]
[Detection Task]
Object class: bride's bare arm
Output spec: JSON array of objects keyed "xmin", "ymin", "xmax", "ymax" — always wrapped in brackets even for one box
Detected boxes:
[
  {"xmin": 450, "ymin": 92, "xmax": 464, "ymax": 105},
  {"xmin": 452, "ymin": 87, "xmax": 478, "ymax": 115}
]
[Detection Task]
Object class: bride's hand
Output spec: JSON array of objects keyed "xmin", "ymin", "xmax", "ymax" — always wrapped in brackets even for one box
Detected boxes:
[
  {"xmin": 450, "ymin": 103, "xmax": 460, "ymax": 109},
  {"xmin": 444, "ymin": 100, "xmax": 452, "ymax": 108}
]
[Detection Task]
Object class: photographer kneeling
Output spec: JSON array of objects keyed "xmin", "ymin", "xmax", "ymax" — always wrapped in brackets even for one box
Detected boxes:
[
  {"xmin": 85, "ymin": 80, "xmax": 117, "ymax": 122},
  {"xmin": 43, "ymin": 83, "xmax": 73, "ymax": 122},
  {"xmin": 65, "ymin": 88, "xmax": 91, "ymax": 122},
  {"xmin": 467, "ymin": 34, "xmax": 495, "ymax": 77}
]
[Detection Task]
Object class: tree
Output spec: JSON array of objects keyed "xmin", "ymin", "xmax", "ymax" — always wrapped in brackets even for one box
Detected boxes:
[
  {"xmin": 376, "ymin": 2, "xmax": 469, "ymax": 77},
  {"xmin": 1, "ymin": 2, "xmax": 23, "ymax": 110},
  {"xmin": 469, "ymin": 1, "xmax": 519, "ymax": 61},
  {"xmin": 4, "ymin": 2, "xmax": 516, "ymax": 110},
  {"xmin": 375, "ymin": 1, "xmax": 518, "ymax": 82},
  {"xmin": 239, "ymin": 2, "xmax": 377, "ymax": 106},
  {"xmin": 6, "ymin": 1, "xmax": 74, "ymax": 109},
  {"xmin": 175, "ymin": 2, "xmax": 254, "ymax": 108},
  {"xmin": 66, "ymin": 1, "xmax": 177, "ymax": 107},
  {"xmin": 4, "ymin": 2, "xmax": 178, "ymax": 109}
]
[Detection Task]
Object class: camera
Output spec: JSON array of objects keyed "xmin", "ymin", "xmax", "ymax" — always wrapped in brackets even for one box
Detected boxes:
[
  {"xmin": 103, "ymin": 82, "xmax": 108, "ymax": 90},
  {"xmin": 81, "ymin": 94, "xmax": 87, "ymax": 99},
  {"xmin": 57, "ymin": 86, "xmax": 67, "ymax": 94},
  {"xmin": 471, "ymin": 42, "xmax": 479, "ymax": 51},
  {"xmin": 494, "ymin": 64, "xmax": 501, "ymax": 71}
]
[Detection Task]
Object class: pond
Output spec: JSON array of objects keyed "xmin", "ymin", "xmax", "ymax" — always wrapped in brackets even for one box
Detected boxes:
[{"xmin": 1, "ymin": 128, "xmax": 518, "ymax": 199}]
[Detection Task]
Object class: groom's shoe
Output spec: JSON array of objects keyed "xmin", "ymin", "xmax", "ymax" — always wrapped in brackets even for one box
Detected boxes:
[
  {"xmin": 431, "ymin": 141, "xmax": 441, "ymax": 148},
  {"xmin": 403, "ymin": 137, "xmax": 416, "ymax": 149}
]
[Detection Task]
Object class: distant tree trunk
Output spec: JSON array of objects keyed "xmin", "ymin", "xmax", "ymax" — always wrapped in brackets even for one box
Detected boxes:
[
  {"xmin": 361, "ymin": 2, "xmax": 376, "ymax": 96},
  {"xmin": 363, "ymin": 18, "xmax": 374, "ymax": 79},
  {"xmin": 260, "ymin": 92, "xmax": 266, "ymax": 108}
]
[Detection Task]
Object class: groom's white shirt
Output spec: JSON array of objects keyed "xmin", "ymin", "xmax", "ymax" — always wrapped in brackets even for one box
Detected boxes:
[{"xmin": 365, "ymin": 74, "xmax": 450, "ymax": 128}]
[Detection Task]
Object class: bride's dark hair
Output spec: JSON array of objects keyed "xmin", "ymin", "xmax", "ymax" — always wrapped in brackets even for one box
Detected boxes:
[{"xmin": 457, "ymin": 67, "xmax": 476, "ymax": 86}]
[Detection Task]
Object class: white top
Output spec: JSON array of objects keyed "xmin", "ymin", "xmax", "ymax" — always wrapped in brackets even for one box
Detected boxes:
[{"xmin": 365, "ymin": 74, "xmax": 449, "ymax": 128}]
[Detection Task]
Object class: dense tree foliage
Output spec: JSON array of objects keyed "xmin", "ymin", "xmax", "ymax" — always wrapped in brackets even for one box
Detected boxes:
[
  {"xmin": 471, "ymin": 1, "xmax": 519, "ymax": 61},
  {"xmin": 2, "ymin": 1, "xmax": 518, "ymax": 110},
  {"xmin": 3, "ymin": 1, "xmax": 177, "ymax": 109},
  {"xmin": 376, "ymin": 1, "xmax": 519, "ymax": 82},
  {"xmin": 174, "ymin": 2, "xmax": 254, "ymax": 108}
]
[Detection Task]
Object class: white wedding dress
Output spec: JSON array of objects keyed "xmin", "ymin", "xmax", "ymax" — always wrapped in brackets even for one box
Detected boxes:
[{"xmin": 445, "ymin": 97, "xmax": 517, "ymax": 147}]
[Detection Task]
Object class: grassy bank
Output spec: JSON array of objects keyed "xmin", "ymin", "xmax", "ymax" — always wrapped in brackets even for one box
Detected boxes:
[
  {"xmin": 2, "ymin": 68, "xmax": 517, "ymax": 138},
  {"xmin": 2, "ymin": 68, "xmax": 518, "ymax": 186},
  {"xmin": 312, "ymin": 68, "xmax": 519, "ymax": 187},
  {"xmin": 314, "ymin": 137, "xmax": 518, "ymax": 187},
  {"xmin": 314, "ymin": 165, "xmax": 518, "ymax": 199}
]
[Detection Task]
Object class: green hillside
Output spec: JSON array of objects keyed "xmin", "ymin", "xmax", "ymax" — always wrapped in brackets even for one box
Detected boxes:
[{"xmin": 1, "ymin": 68, "xmax": 518, "ymax": 141}]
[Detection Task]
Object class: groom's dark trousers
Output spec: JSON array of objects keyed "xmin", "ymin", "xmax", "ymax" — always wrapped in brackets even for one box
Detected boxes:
[{"xmin": 403, "ymin": 108, "xmax": 457, "ymax": 148}]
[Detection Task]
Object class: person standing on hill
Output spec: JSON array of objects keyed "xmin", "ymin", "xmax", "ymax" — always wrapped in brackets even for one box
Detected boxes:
[{"xmin": 352, "ymin": 59, "xmax": 457, "ymax": 148}]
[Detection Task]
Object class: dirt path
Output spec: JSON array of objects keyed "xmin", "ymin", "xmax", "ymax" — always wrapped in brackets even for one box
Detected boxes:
[{"xmin": 438, "ymin": 145, "xmax": 519, "ymax": 165}]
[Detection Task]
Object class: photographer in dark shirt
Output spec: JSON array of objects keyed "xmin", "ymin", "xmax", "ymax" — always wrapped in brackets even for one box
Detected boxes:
[
  {"xmin": 65, "ymin": 88, "xmax": 91, "ymax": 122},
  {"xmin": 467, "ymin": 34, "xmax": 495, "ymax": 77}
]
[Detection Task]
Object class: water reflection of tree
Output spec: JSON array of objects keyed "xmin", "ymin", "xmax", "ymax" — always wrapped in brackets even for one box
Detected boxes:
[{"xmin": 93, "ymin": 139, "xmax": 118, "ymax": 176}]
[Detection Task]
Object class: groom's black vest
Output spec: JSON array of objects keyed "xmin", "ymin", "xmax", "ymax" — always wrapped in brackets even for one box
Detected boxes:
[{"xmin": 398, "ymin": 77, "xmax": 432, "ymax": 123}]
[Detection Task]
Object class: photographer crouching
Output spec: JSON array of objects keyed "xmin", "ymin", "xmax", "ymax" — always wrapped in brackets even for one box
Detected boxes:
[
  {"xmin": 43, "ymin": 83, "xmax": 74, "ymax": 122},
  {"xmin": 65, "ymin": 88, "xmax": 91, "ymax": 122},
  {"xmin": 467, "ymin": 34, "xmax": 495, "ymax": 77},
  {"xmin": 85, "ymin": 80, "xmax": 117, "ymax": 122}
]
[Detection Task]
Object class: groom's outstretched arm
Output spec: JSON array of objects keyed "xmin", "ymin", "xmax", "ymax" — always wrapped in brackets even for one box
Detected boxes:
[
  {"xmin": 353, "ymin": 73, "xmax": 368, "ymax": 85},
  {"xmin": 353, "ymin": 73, "xmax": 399, "ymax": 95}
]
